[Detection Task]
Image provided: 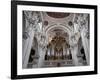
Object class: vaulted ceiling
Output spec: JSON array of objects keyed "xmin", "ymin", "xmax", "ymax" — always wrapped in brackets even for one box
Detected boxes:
[
  {"xmin": 41, "ymin": 12, "xmax": 73, "ymax": 44},
  {"xmin": 42, "ymin": 12, "xmax": 74, "ymax": 29},
  {"xmin": 46, "ymin": 12, "xmax": 70, "ymax": 18}
]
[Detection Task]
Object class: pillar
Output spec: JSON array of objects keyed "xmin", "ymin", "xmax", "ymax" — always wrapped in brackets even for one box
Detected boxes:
[
  {"xmin": 22, "ymin": 25, "xmax": 35, "ymax": 68},
  {"xmin": 37, "ymin": 46, "xmax": 46, "ymax": 67},
  {"xmin": 70, "ymin": 45, "xmax": 79, "ymax": 66},
  {"xmin": 22, "ymin": 11, "xmax": 42, "ymax": 68},
  {"xmin": 81, "ymin": 28, "xmax": 89, "ymax": 65},
  {"xmin": 51, "ymin": 43, "xmax": 54, "ymax": 56},
  {"xmin": 63, "ymin": 43, "xmax": 66, "ymax": 56}
]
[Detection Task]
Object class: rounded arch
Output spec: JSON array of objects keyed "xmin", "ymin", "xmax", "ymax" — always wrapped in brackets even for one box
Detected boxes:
[{"xmin": 45, "ymin": 24, "xmax": 72, "ymax": 36}]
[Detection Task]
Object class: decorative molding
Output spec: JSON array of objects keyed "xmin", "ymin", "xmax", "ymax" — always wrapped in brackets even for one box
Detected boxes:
[{"xmin": 23, "ymin": 11, "xmax": 43, "ymax": 40}]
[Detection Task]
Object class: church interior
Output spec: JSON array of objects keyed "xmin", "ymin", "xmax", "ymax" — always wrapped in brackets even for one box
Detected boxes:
[{"xmin": 22, "ymin": 11, "xmax": 90, "ymax": 68}]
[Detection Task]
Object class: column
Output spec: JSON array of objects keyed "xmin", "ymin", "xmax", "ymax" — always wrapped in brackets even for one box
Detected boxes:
[
  {"xmin": 37, "ymin": 33, "xmax": 47, "ymax": 67},
  {"xmin": 70, "ymin": 45, "xmax": 79, "ymax": 66},
  {"xmin": 69, "ymin": 31, "xmax": 79, "ymax": 66},
  {"xmin": 81, "ymin": 28, "xmax": 89, "ymax": 65},
  {"xmin": 22, "ymin": 25, "xmax": 35, "ymax": 68},
  {"xmin": 22, "ymin": 11, "xmax": 40, "ymax": 68},
  {"xmin": 22, "ymin": 18, "xmax": 29, "ymax": 63},
  {"xmin": 37, "ymin": 46, "xmax": 46, "ymax": 67},
  {"xmin": 63, "ymin": 44, "xmax": 65, "ymax": 56},
  {"xmin": 67, "ymin": 48, "xmax": 69, "ymax": 55},
  {"xmin": 51, "ymin": 44, "xmax": 54, "ymax": 56}
]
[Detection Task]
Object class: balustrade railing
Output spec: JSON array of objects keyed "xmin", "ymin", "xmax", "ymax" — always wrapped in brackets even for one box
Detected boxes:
[{"xmin": 43, "ymin": 59, "xmax": 74, "ymax": 67}]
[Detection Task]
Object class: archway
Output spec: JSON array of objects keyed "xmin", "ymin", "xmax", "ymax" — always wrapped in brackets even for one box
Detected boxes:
[{"xmin": 43, "ymin": 25, "xmax": 73, "ymax": 67}]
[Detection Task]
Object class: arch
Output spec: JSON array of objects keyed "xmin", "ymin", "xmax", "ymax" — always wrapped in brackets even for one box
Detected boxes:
[{"xmin": 45, "ymin": 24, "xmax": 72, "ymax": 36}]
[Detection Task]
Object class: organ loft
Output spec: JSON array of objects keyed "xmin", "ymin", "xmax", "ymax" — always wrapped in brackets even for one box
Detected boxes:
[{"xmin": 22, "ymin": 11, "xmax": 90, "ymax": 68}]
